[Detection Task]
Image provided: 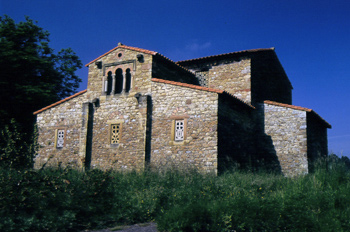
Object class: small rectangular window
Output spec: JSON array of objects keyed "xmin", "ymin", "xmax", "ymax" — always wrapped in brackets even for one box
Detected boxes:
[
  {"xmin": 56, "ymin": 129, "xmax": 65, "ymax": 148},
  {"xmin": 175, "ymin": 120, "xmax": 184, "ymax": 141},
  {"xmin": 111, "ymin": 124, "xmax": 121, "ymax": 144}
]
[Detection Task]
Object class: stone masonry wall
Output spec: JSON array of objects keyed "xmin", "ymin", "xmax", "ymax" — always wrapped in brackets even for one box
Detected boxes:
[
  {"xmin": 307, "ymin": 113, "xmax": 328, "ymax": 171},
  {"xmin": 152, "ymin": 56, "xmax": 199, "ymax": 85},
  {"xmin": 251, "ymin": 52, "xmax": 292, "ymax": 105},
  {"xmin": 151, "ymin": 81, "xmax": 219, "ymax": 173},
  {"xmin": 88, "ymin": 93, "xmax": 147, "ymax": 171},
  {"xmin": 209, "ymin": 59, "xmax": 251, "ymax": 103},
  {"xmin": 263, "ymin": 103, "xmax": 308, "ymax": 176},
  {"xmin": 181, "ymin": 58, "xmax": 252, "ymax": 103},
  {"xmin": 86, "ymin": 48, "xmax": 153, "ymax": 101},
  {"xmin": 34, "ymin": 93, "xmax": 87, "ymax": 169},
  {"xmin": 218, "ymin": 95, "xmax": 254, "ymax": 172}
]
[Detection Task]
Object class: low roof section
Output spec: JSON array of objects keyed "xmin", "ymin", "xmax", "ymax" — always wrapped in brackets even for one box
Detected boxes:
[
  {"xmin": 33, "ymin": 89, "xmax": 87, "ymax": 115},
  {"xmin": 264, "ymin": 100, "xmax": 331, "ymax": 128}
]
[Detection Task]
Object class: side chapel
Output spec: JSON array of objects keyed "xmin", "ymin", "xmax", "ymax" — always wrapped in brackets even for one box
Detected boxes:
[{"xmin": 33, "ymin": 43, "xmax": 331, "ymax": 176}]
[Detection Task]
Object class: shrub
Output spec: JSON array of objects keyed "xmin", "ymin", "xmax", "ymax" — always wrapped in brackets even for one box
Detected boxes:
[
  {"xmin": 0, "ymin": 120, "xmax": 37, "ymax": 169},
  {"xmin": 1, "ymin": 166, "xmax": 350, "ymax": 231}
]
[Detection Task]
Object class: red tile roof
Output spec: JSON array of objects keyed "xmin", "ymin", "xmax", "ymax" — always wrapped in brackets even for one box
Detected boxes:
[
  {"xmin": 85, "ymin": 44, "xmax": 195, "ymax": 77},
  {"xmin": 85, "ymin": 44, "xmax": 158, "ymax": 67},
  {"xmin": 33, "ymin": 89, "xmax": 87, "ymax": 115},
  {"xmin": 264, "ymin": 100, "xmax": 331, "ymax": 128},
  {"xmin": 177, "ymin": 48, "xmax": 275, "ymax": 64},
  {"xmin": 264, "ymin": 100, "xmax": 312, "ymax": 112},
  {"xmin": 152, "ymin": 78, "xmax": 255, "ymax": 109}
]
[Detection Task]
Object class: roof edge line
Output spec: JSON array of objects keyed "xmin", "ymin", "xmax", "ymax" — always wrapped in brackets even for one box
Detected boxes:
[
  {"xmin": 85, "ymin": 44, "xmax": 158, "ymax": 67},
  {"xmin": 264, "ymin": 100, "xmax": 331, "ymax": 128},
  {"xmin": 176, "ymin": 47, "xmax": 275, "ymax": 64},
  {"xmin": 222, "ymin": 91, "xmax": 255, "ymax": 109},
  {"xmin": 33, "ymin": 89, "xmax": 87, "ymax": 115},
  {"xmin": 264, "ymin": 100, "xmax": 312, "ymax": 112}
]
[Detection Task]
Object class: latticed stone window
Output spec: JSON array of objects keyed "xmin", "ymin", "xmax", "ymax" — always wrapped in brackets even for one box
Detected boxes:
[
  {"xmin": 175, "ymin": 120, "xmax": 184, "ymax": 141},
  {"xmin": 56, "ymin": 129, "xmax": 65, "ymax": 148},
  {"xmin": 195, "ymin": 70, "xmax": 209, "ymax": 87},
  {"xmin": 169, "ymin": 116, "xmax": 188, "ymax": 145},
  {"xmin": 110, "ymin": 124, "xmax": 121, "ymax": 144}
]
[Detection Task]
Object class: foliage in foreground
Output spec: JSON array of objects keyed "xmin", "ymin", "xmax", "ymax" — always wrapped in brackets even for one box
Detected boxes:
[
  {"xmin": 1, "ymin": 162, "xmax": 350, "ymax": 232},
  {"xmin": 0, "ymin": 120, "xmax": 38, "ymax": 169}
]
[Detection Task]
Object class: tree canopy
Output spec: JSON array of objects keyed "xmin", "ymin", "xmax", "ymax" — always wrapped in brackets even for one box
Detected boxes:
[
  {"xmin": 0, "ymin": 15, "xmax": 82, "ymax": 168},
  {"xmin": 0, "ymin": 15, "xmax": 82, "ymax": 130}
]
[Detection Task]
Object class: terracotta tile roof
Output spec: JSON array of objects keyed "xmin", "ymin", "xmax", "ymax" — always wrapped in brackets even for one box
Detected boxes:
[
  {"xmin": 85, "ymin": 44, "xmax": 158, "ymax": 67},
  {"xmin": 264, "ymin": 100, "xmax": 312, "ymax": 112},
  {"xmin": 222, "ymin": 91, "xmax": 255, "ymax": 109},
  {"xmin": 154, "ymin": 53, "xmax": 195, "ymax": 76},
  {"xmin": 152, "ymin": 78, "xmax": 255, "ymax": 109},
  {"xmin": 176, "ymin": 48, "xmax": 275, "ymax": 64},
  {"xmin": 33, "ymin": 89, "xmax": 87, "ymax": 115},
  {"xmin": 85, "ymin": 44, "xmax": 195, "ymax": 77},
  {"xmin": 264, "ymin": 100, "xmax": 331, "ymax": 128}
]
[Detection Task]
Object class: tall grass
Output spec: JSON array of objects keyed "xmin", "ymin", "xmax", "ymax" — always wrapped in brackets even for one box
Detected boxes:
[{"xmin": 1, "ymin": 163, "xmax": 350, "ymax": 232}]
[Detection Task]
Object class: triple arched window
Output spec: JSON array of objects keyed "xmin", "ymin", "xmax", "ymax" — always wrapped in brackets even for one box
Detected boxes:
[{"xmin": 105, "ymin": 68, "xmax": 132, "ymax": 95}]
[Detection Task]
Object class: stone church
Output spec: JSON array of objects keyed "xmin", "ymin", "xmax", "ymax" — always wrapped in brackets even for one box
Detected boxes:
[{"xmin": 33, "ymin": 43, "xmax": 331, "ymax": 176}]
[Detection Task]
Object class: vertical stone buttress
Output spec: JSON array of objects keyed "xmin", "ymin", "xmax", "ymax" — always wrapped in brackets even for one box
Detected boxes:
[
  {"xmin": 145, "ymin": 95, "xmax": 153, "ymax": 167},
  {"xmin": 135, "ymin": 94, "xmax": 152, "ymax": 169},
  {"xmin": 79, "ymin": 102, "xmax": 94, "ymax": 169}
]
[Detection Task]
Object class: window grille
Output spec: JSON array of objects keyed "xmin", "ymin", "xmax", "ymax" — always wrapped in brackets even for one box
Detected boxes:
[
  {"xmin": 111, "ymin": 124, "xmax": 121, "ymax": 144},
  {"xmin": 195, "ymin": 70, "xmax": 209, "ymax": 87},
  {"xmin": 175, "ymin": 120, "xmax": 184, "ymax": 141},
  {"xmin": 56, "ymin": 129, "xmax": 64, "ymax": 148}
]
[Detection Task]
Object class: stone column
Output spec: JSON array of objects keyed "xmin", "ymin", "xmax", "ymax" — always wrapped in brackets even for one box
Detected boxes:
[
  {"xmin": 111, "ymin": 74, "xmax": 116, "ymax": 95},
  {"xmin": 79, "ymin": 102, "xmax": 90, "ymax": 169},
  {"xmin": 122, "ymin": 72, "xmax": 126, "ymax": 93},
  {"xmin": 102, "ymin": 76, "xmax": 107, "ymax": 95}
]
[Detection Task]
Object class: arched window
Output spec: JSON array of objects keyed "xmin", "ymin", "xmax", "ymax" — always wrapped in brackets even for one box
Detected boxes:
[
  {"xmin": 115, "ymin": 68, "xmax": 123, "ymax": 94},
  {"xmin": 125, "ymin": 68, "xmax": 131, "ymax": 93},
  {"xmin": 106, "ymin": 71, "xmax": 113, "ymax": 95}
]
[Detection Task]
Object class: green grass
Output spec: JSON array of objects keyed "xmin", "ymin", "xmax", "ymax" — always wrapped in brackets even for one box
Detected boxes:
[{"xmin": 1, "ymin": 163, "xmax": 350, "ymax": 232}]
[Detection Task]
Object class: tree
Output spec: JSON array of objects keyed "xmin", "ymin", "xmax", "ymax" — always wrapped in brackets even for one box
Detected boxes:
[
  {"xmin": 0, "ymin": 15, "xmax": 82, "ymax": 128},
  {"xmin": 0, "ymin": 15, "xmax": 82, "ymax": 168}
]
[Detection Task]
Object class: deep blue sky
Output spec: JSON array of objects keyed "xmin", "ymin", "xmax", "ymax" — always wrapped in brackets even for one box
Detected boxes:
[{"xmin": 2, "ymin": 0, "xmax": 350, "ymax": 157}]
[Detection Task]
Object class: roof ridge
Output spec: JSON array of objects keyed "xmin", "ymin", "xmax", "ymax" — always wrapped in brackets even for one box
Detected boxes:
[
  {"xmin": 154, "ymin": 53, "xmax": 195, "ymax": 76},
  {"xmin": 33, "ymin": 89, "xmax": 87, "ymax": 115},
  {"xmin": 85, "ymin": 44, "xmax": 158, "ymax": 67},
  {"xmin": 85, "ymin": 44, "xmax": 195, "ymax": 77},
  {"xmin": 176, "ymin": 47, "xmax": 275, "ymax": 64}
]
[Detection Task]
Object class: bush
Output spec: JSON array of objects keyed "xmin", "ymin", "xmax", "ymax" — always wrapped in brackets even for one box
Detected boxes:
[
  {"xmin": 0, "ymin": 120, "xmax": 37, "ymax": 169},
  {"xmin": 0, "ymin": 166, "xmax": 350, "ymax": 231}
]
